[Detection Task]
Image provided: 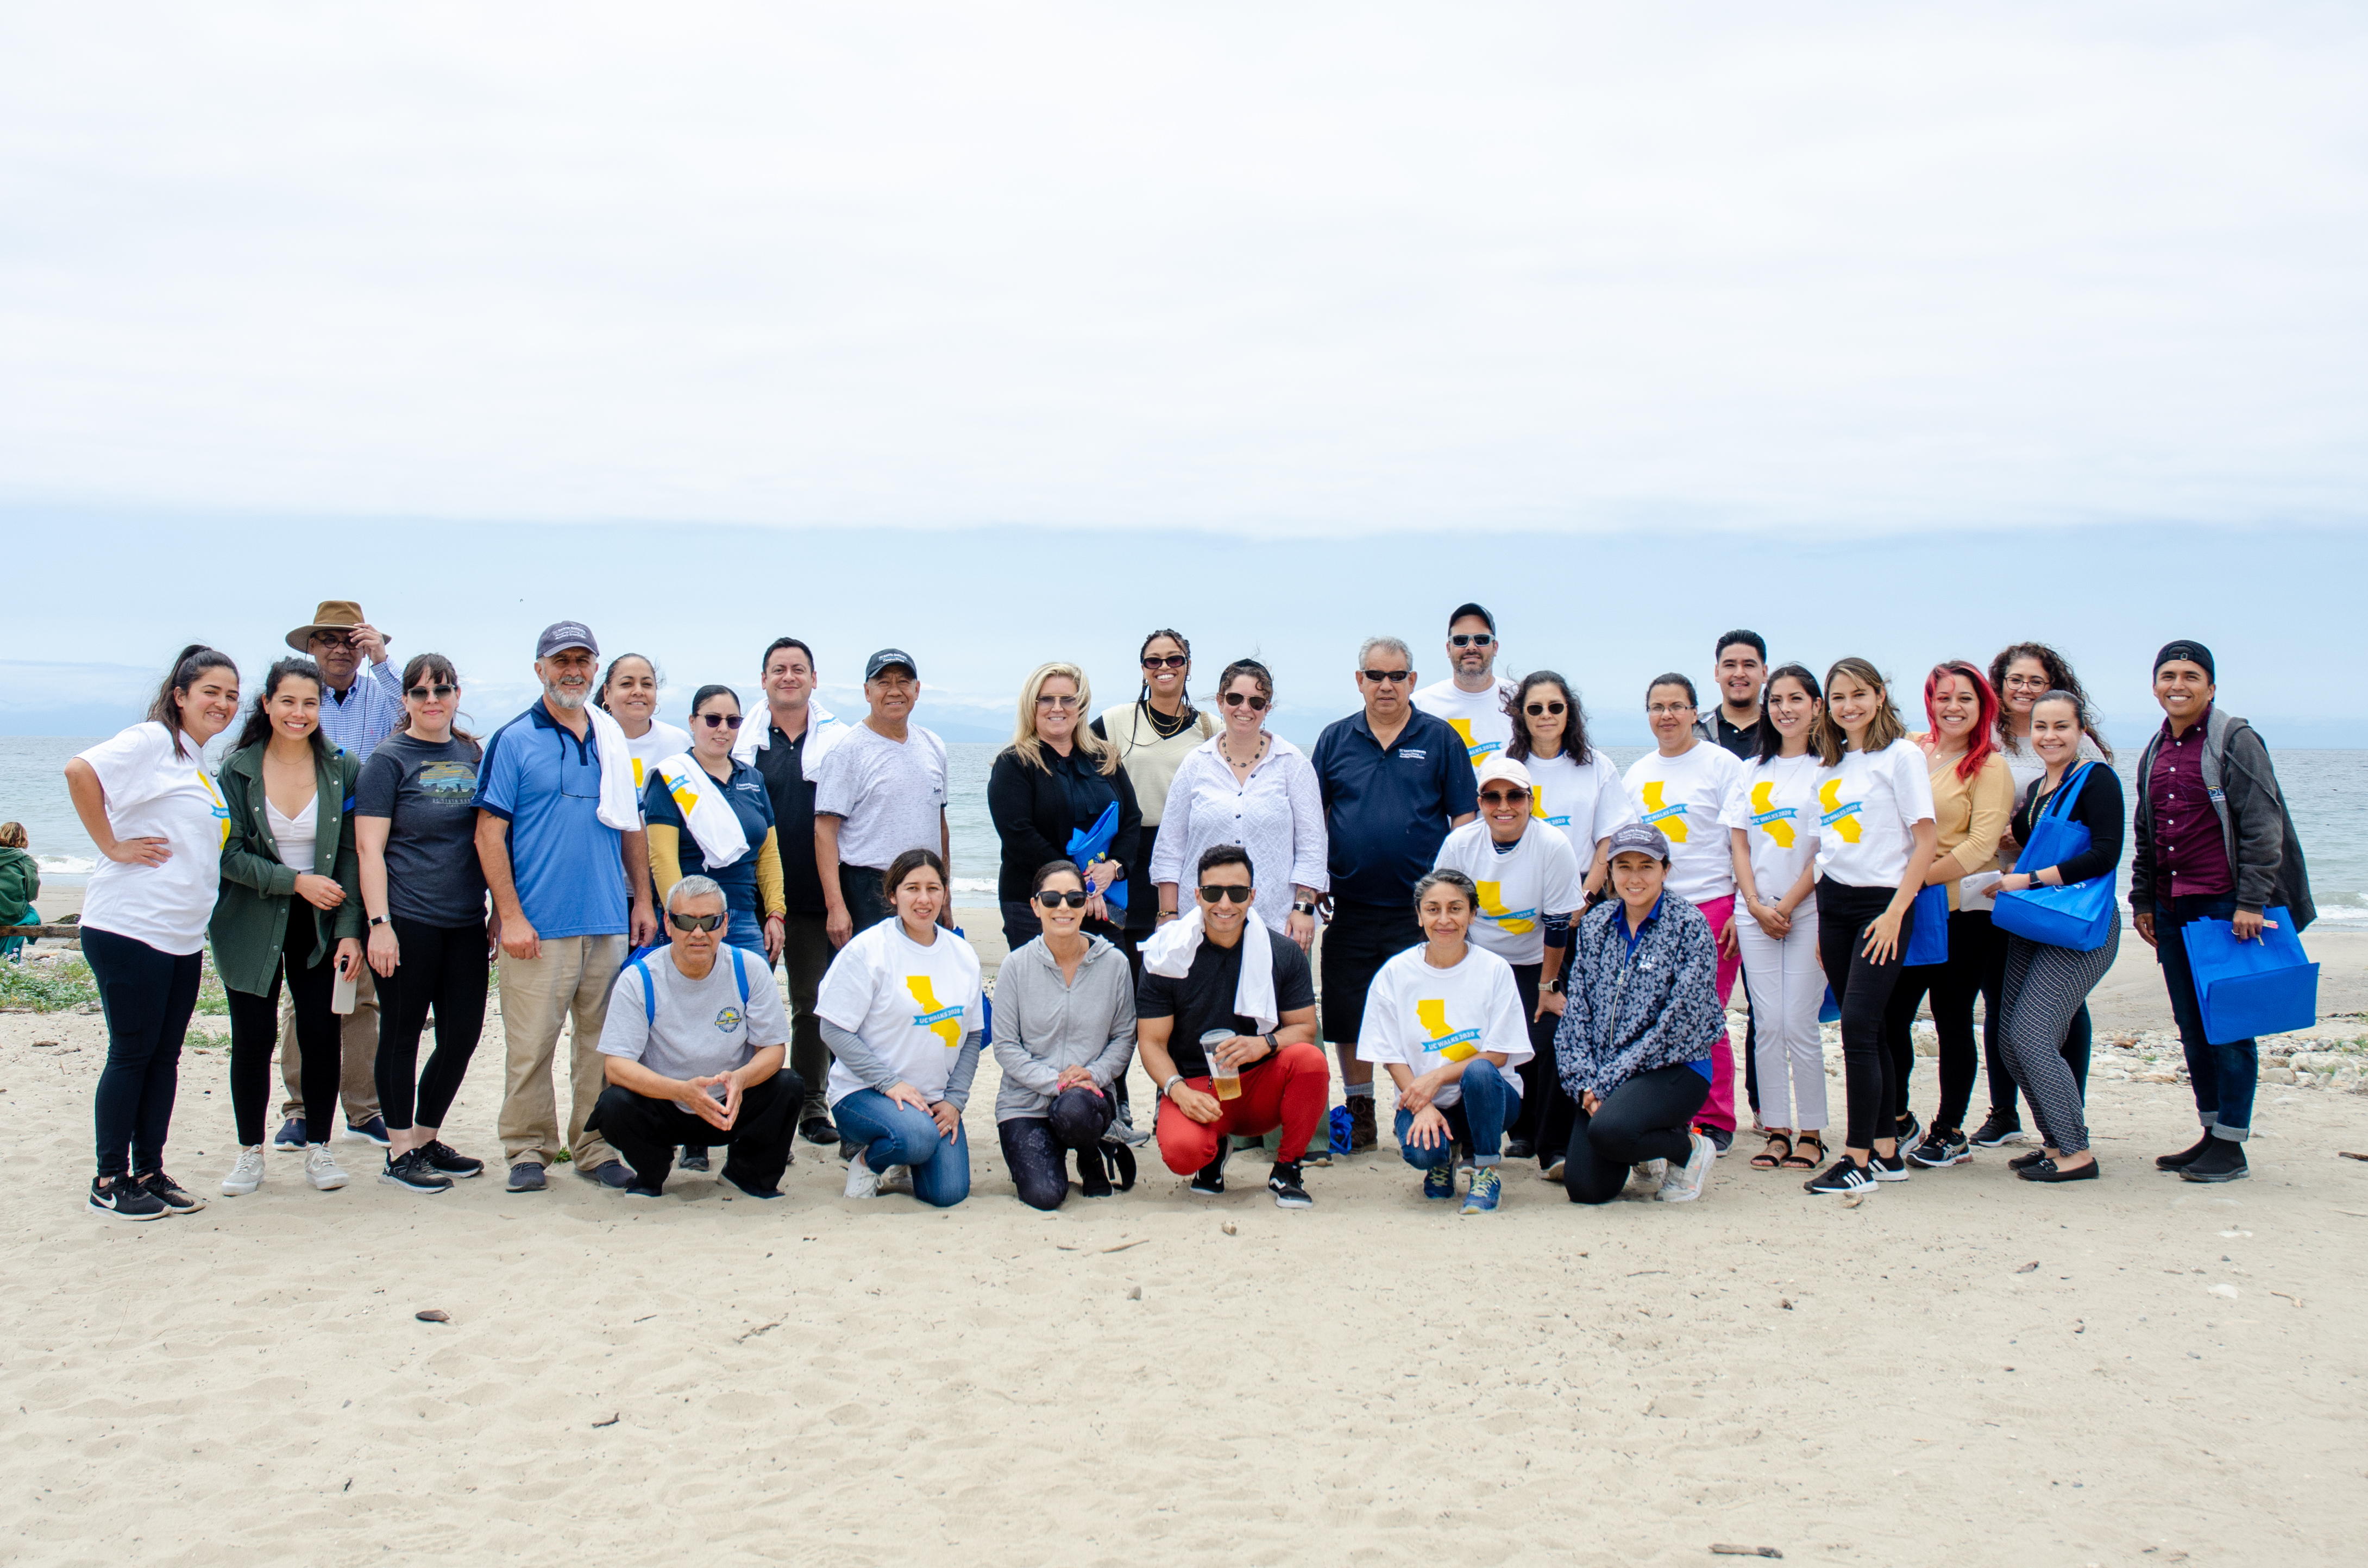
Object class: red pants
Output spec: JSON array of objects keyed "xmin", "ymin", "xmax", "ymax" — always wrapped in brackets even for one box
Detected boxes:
[{"xmin": 1155, "ymin": 1040, "xmax": 1330, "ymax": 1172}]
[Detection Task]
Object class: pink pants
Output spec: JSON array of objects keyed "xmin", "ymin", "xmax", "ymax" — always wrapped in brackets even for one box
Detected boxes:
[{"xmin": 1695, "ymin": 894, "xmax": 1743, "ymax": 1132}]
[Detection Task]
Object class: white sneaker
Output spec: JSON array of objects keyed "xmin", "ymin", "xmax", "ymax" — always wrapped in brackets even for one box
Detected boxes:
[
  {"xmin": 221, "ymin": 1145, "xmax": 266, "ymax": 1196},
  {"xmin": 843, "ymin": 1151, "xmax": 881, "ymax": 1199},
  {"xmin": 305, "ymin": 1144, "xmax": 350, "ymax": 1191},
  {"xmin": 1656, "ymin": 1133, "xmax": 1716, "ymax": 1203},
  {"xmin": 879, "ymin": 1166, "xmax": 915, "ymax": 1195},
  {"xmin": 1630, "ymin": 1159, "xmax": 1667, "ymax": 1191}
]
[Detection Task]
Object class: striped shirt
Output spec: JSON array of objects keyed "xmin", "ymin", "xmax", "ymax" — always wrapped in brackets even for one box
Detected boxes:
[{"xmin": 316, "ymin": 659, "xmax": 405, "ymax": 760}]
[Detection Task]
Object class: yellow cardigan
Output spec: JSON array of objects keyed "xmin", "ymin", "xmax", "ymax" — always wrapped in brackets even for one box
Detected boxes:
[{"xmin": 1915, "ymin": 739, "xmax": 2014, "ymax": 912}]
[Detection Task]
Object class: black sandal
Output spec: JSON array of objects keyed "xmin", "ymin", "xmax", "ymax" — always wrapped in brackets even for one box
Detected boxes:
[
  {"xmin": 1750, "ymin": 1132, "xmax": 1793, "ymax": 1169},
  {"xmin": 1781, "ymin": 1132, "xmax": 1824, "ymax": 1170}
]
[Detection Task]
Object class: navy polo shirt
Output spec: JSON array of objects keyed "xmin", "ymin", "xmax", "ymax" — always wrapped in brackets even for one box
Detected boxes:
[
  {"xmin": 642, "ymin": 756, "xmax": 776, "ymax": 948},
  {"xmin": 1311, "ymin": 707, "xmax": 1479, "ymax": 906},
  {"xmin": 473, "ymin": 701, "xmax": 628, "ymax": 940}
]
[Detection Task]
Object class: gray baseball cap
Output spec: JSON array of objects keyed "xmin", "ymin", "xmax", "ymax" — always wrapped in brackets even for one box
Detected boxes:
[
  {"xmin": 535, "ymin": 621, "xmax": 599, "ymax": 659},
  {"xmin": 1605, "ymin": 822, "xmax": 1672, "ymax": 863}
]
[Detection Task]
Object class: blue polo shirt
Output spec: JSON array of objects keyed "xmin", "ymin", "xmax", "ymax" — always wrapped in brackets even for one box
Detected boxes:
[
  {"xmin": 473, "ymin": 701, "xmax": 627, "ymax": 939},
  {"xmin": 1311, "ymin": 707, "xmax": 1479, "ymax": 907}
]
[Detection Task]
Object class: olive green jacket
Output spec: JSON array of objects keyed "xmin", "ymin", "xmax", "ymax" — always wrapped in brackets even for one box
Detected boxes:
[{"xmin": 210, "ymin": 742, "xmax": 365, "ymax": 996}]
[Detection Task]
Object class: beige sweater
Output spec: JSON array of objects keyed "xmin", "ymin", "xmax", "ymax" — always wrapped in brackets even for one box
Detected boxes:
[
  {"xmin": 1916, "ymin": 738, "xmax": 2014, "ymax": 911},
  {"xmin": 1096, "ymin": 702, "xmax": 1214, "ymax": 828}
]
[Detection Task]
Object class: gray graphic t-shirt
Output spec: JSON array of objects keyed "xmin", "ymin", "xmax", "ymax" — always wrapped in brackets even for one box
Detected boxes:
[{"xmin": 355, "ymin": 733, "xmax": 488, "ymax": 927}]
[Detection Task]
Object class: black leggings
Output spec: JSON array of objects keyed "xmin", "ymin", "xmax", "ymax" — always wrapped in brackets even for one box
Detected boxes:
[
  {"xmin": 1883, "ymin": 906, "xmax": 1990, "ymax": 1135},
  {"xmin": 1562, "ymin": 1063, "xmax": 1710, "ymax": 1205},
  {"xmin": 373, "ymin": 916, "xmax": 489, "ymax": 1132},
  {"xmin": 224, "ymin": 910, "xmax": 342, "ymax": 1149},
  {"xmin": 1817, "ymin": 877, "xmax": 1917, "ymax": 1152},
  {"xmin": 86, "ymin": 925, "xmax": 204, "ymax": 1179},
  {"xmin": 996, "ymin": 1088, "xmax": 1117, "ymax": 1211},
  {"xmin": 1980, "ymin": 916, "xmax": 2091, "ymax": 1128},
  {"xmin": 1509, "ymin": 961, "xmax": 1575, "ymax": 1157}
]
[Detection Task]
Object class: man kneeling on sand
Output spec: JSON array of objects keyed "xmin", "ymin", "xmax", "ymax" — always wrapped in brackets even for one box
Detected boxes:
[
  {"xmin": 1135, "ymin": 846, "xmax": 1328, "ymax": 1209},
  {"xmin": 587, "ymin": 877, "xmax": 801, "ymax": 1199}
]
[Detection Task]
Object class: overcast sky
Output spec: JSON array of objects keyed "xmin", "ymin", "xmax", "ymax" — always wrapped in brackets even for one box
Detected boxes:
[{"xmin": 2, "ymin": 3, "xmax": 2363, "ymax": 739}]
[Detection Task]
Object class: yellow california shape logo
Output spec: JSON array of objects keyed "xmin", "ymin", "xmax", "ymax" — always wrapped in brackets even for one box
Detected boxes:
[
  {"xmin": 1817, "ymin": 779, "xmax": 1863, "ymax": 843},
  {"xmin": 1640, "ymin": 781, "xmax": 1688, "ymax": 843},
  {"xmin": 1475, "ymin": 880, "xmax": 1536, "ymax": 935},
  {"xmin": 1750, "ymin": 782, "xmax": 1796, "ymax": 848},
  {"xmin": 1415, "ymin": 999, "xmax": 1483, "ymax": 1062},
  {"xmin": 905, "ymin": 977, "xmax": 966, "ymax": 1047}
]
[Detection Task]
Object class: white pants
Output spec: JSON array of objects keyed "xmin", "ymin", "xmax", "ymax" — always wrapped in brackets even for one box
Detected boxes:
[{"xmin": 1737, "ymin": 903, "xmax": 1827, "ymax": 1132}]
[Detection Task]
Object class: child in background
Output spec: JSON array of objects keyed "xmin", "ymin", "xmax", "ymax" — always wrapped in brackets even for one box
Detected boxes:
[{"xmin": 0, "ymin": 822, "xmax": 37, "ymax": 962}]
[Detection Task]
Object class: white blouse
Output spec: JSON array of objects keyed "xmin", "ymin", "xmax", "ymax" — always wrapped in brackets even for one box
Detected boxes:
[{"xmin": 1148, "ymin": 734, "xmax": 1329, "ymax": 934}]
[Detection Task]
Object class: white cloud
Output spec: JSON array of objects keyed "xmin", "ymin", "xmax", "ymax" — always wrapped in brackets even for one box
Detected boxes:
[{"xmin": 0, "ymin": 2, "xmax": 2363, "ymax": 534}]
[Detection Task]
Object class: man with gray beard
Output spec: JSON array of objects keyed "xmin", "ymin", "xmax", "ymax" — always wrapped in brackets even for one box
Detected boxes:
[{"xmin": 473, "ymin": 621, "xmax": 659, "ymax": 1193}]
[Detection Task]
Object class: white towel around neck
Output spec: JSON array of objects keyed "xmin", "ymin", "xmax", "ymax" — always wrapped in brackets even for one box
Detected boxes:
[
  {"xmin": 1141, "ymin": 906, "xmax": 1277, "ymax": 1034},
  {"xmin": 583, "ymin": 704, "xmax": 645, "ymax": 832},
  {"xmin": 653, "ymin": 753, "xmax": 752, "ymax": 868},
  {"xmin": 732, "ymin": 700, "xmax": 850, "ymax": 778}
]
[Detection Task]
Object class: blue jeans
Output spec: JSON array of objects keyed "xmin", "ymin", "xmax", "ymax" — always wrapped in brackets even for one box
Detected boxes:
[
  {"xmin": 1393, "ymin": 1059, "xmax": 1513, "ymax": 1169},
  {"xmin": 2154, "ymin": 894, "xmax": 2254, "ymax": 1141},
  {"xmin": 832, "ymin": 1087, "xmax": 972, "ymax": 1207}
]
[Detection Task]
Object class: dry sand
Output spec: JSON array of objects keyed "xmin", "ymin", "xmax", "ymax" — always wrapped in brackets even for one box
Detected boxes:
[{"xmin": 3, "ymin": 911, "xmax": 2364, "ymax": 1565}]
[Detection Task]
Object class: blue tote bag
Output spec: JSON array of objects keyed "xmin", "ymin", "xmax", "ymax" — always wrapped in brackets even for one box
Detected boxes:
[
  {"xmin": 1068, "ymin": 801, "xmax": 1129, "ymax": 914},
  {"xmin": 1991, "ymin": 761, "xmax": 2117, "ymax": 952},
  {"xmin": 1904, "ymin": 882, "xmax": 1950, "ymax": 966},
  {"xmin": 2181, "ymin": 906, "xmax": 2317, "ymax": 1044}
]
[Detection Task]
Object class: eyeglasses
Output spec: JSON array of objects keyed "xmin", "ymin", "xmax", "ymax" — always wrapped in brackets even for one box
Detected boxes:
[
  {"xmin": 694, "ymin": 713, "xmax": 745, "ymax": 729},
  {"xmin": 667, "ymin": 911, "xmax": 726, "ymax": 933},
  {"xmin": 1035, "ymin": 693, "xmax": 1079, "ymax": 709},
  {"xmin": 1035, "ymin": 889, "xmax": 1090, "ymax": 908},
  {"xmin": 1221, "ymin": 691, "xmax": 1268, "ymax": 711},
  {"xmin": 1647, "ymin": 702, "xmax": 1696, "ymax": 716},
  {"xmin": 406, "ymin": 684, "xmax": 457, "ymax": 701},
  {"xmin": 1141, "ymin": 654, "xmax": 1188, "ymax": 671},
  {"xmin": 1479, "ymin": 788, "xmax": 1531, "ymax": 805},
  {"xmin": 1197, "ymin": 883, "xmax": 1254, "ymax": 904},
  {"xmin": 1523, "ymin": 700, "xmax": 1565, "ymax": 716},
  {"xmin": 1360, "ymin": 669, "xmax": 1414, "ymax": 684},
  {"xmin": 2003, "ymin": 675, "xmax": 2050, "ymax": 689},
  {"xmin": 1449, "ymin": 633, "xmax": 1494, "ymax": 648}
]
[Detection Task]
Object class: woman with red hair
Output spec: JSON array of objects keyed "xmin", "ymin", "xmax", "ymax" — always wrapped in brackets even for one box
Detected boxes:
[{"xmin": 1885, "ymin": 661, "xmax": 2015, "ymax": 1169}]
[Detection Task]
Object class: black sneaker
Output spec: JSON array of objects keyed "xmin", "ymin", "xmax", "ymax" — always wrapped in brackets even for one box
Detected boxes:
[
  {"xmin": 418, "ymin": 1141, "xmax": 484, "ymax": 1179},
  {"xmin": 1268, "ymin": 1160, "xmax": 1314, "ymax": 1209},
  {"xmin": 380, "ymin": 1149, "xmax": 454, "ymax": 1194},
  {"xmin": 1189, "ymin": 1141, "xmax": 1232, "ymax": 1197},
  {"xmin": 2156, "ymin": 1131, "xmax": 2215, "ymax": 1171},
  {"xmin": 1803, "ymin": 1157, "xmax": 1875, "ymax": 1197},
  {"xmin": 680, "ymin": 1146, "xmax": 711, "ymax": 1172},
  {"xmin": 1892, "ymin": 1111, "xmax": 1922, "ymax": 1153},
  {"xmin": 1697, "ymin": 1124, "xmax": 1735, "ymax": 1156},
  {"xmin": 140, "ymin": 1170, "xmax": 208, "ymax": 1214},
  {"xmin": 799, "ymin": 1116, "xmax": 839, "ymax": 1147},
  {"xmin": 1969, "ymin": 1115, "xmax": 2022, "ymax": 1149},
  {"xmin": 1908, "ymin": 1129, "xmax": 1970, "ymax": 1168},
  {"xmin": 89, "ymin": 1176, "xmax": 169, "ymax": 1221},
  {"xmin": 1868, "ymin": 1147, "xmax": 1911, "ymax": 1183},
  {"xmin": 1503, "ymin": 1137, "xmax": 1535, "ymax": 1161},
  {"xmin": 2179, "ymin": 1140, "xmax": 2248, "ymax": 1183}
]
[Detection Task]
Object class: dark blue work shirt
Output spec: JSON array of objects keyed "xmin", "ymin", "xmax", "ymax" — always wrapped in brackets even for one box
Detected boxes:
[{"xmin": 1310, "ymin": 707, "xmax": 1479, "ymax": 907}]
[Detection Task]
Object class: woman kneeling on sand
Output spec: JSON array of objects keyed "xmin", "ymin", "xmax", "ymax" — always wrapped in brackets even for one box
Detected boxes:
[
  {"xmin": 1554, "ymin": 824, "xmax": 1726, "ymax": 1205},
  {"xmin": 816, "ymin": 849, "xmax": 985, "ymax": 1207},
  {"xmin": 990, "ymin": 859, "xmax": 1139, "ymax": 1208}
]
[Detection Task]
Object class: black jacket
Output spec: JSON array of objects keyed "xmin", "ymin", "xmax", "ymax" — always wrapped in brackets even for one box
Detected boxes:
[
  {"xmin": 986, "ymin": 745, "xmax": 1142, "ymax": 905},
  {"xmin": 2130, "ymin": 707, "xmax": 2314, "ymax": 929}
]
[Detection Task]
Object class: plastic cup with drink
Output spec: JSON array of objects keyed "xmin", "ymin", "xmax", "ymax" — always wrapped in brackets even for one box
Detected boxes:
[{"xmin": 1201, "ymin": 1028, "xmax": 1243, "ymax": 1100}]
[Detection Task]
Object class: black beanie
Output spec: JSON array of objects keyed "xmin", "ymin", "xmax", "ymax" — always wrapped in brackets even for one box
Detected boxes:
[{"xmin": 2154, "ymin": 640, "xmax": 2215, "ymax": 682}]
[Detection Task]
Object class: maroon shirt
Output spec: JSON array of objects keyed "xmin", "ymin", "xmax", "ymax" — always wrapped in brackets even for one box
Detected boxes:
[{"xmin": 2147, "ymin": 705, "xmax": 2233, "ymax": 898}]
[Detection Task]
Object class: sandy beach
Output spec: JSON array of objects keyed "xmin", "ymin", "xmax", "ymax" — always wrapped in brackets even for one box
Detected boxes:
[{"xmin": 3, "ymin": 908, "xmax": 2364, "ymax": 1564}]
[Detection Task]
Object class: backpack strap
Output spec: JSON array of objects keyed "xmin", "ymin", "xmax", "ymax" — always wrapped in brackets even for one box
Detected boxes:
[
  {"xmin": 728, "ymin": 946, "xmax": 750, "ymax": 1007},
  {"xmin": 629, "ymin": 956, "xmax": 656, "ymax": 1025}
]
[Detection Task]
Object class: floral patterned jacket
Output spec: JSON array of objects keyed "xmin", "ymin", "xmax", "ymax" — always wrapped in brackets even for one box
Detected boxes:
[{"xmin": 1553, "ymin": 892, "xmax": 1727, "ymax": 1100}]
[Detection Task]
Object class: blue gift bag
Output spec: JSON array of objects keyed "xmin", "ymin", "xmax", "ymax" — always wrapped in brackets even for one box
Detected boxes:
[
  {"xmin": 1992, "ymin": 761, "xmax": 2116, "ymax": 952},
  {"xmin": 2181, "ymin": 906, "xmax": 2317, "ymax": 1044},
  {"xmin": 1904, "ymin": 882, "xmax": 1949, "ymax": 966},
  {"xmin": 1818, "ymin": 986, "xmax": 1841, "ymax": 1024},
  {"xmin": 1069, "ymin": 802, "xmax": 1129, "ymax": 913}
]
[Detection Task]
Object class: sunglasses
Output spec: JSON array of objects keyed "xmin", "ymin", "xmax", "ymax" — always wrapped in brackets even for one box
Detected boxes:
[
  {"xmin": 667, "ymin": 911, "xmax": 726, "ymax": 933},
  {"xmin": 1221, "ymin": 691, "xmax": 1268, "ymax": 711},
  {"xmin": 1360, "ymin": 669, "xmax": 1414, "ymax": 684},
  {"xmin": 406, "ymin": 683, "xmax": 457, "ymax": 701},
  {"xmin": 1197, "ymin": 884, "xmax": 1254, "ymax": 904},
  {"xmin": 1449, "ymin": 633, "xmax": 1494, "ymax": 648},
  {"xmin": 1035, "ymin": 889, "xmax": 1090, "ymax": 909},
  {"xmin": 1523, "ymin": 700, "xmax": 1565, "ymax": 716},
  {"xmin": 694, "ymin": 713, "xmax": 745, "ymax": 729},
  {"xmin": 1035, "ymin": 693, "xmax": 1079, "ymax": 709},
  {"xmin": 1479, "ymin": 788, "xmax": 1531, "ymax": 805},
  {"xmin": 1141, "ymin": 654, "xmax": 1189, "ymax": 671}
]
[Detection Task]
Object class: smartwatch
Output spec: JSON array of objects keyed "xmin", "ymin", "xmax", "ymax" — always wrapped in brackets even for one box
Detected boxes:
[
  {"xmin": 1291, "ymin": 901, "xmax": 1318, "ymax": 916},
  {"xmin": 1544, "ymin": 976, "xmax": 1563, "ymax": 994},
  {"xmin": 368, "ymin": 916, "xmax": 388, "ymax": 928},
  {"xmin": 1262, "ymin": 1031, "xmax": 1280, "ymax": 1057}
]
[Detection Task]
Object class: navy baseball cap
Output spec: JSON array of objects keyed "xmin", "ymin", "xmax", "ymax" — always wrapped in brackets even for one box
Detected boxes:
[
  {"xmin": 536, "ymin": 621, "xmax": 599, "ymax": 659},
  {"xmin": 865, "ymin": 648, "xmax": 918, "ymax": 681}
]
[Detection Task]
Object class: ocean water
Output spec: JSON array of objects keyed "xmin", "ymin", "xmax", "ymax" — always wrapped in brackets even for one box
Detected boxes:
[{"xmin": 8, "ymin": 735, "xmax": 2365, "ymax": 924}]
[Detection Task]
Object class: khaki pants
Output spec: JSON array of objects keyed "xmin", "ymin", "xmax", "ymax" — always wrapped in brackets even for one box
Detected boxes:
[
  {"xmin": 278, "ymin": 963, "xmax": 381, "ymax": 1127},
  {"xmin": 497, "ymin": 935, "xmax": 627, "ymax": 1171}
]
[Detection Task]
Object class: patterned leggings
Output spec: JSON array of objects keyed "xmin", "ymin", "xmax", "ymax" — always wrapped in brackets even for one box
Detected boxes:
[{"xmin": 1999, "ymin": 924, "xmax": 2120, "ymax": 1156}]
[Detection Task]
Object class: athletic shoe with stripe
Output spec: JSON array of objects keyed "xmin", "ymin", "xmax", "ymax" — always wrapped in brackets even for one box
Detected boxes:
[{"xmin": 1804, "ymin": 1157, "xmax": 1875, "ymax": 1197}]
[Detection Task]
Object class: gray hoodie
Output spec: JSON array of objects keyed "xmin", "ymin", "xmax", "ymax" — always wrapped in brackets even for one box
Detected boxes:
[{"xmin": 990, "ymin": 934, "xmax": 1137, "ymax": 1123}]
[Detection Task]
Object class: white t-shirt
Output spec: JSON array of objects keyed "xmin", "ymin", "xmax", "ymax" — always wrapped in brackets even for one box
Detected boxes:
[
  {"xmin": 812, "ymin": 722, "xmax": 950, "ymax": 871},
  {"xmin": 1621, "ymin": 742, "xmax": 1745, "ymax": 905},
  {"xmin": 622, "ymin": 721, "xmax": 694, "ymax": 795},
  {"xmin": 816, "ymin": 918, "xmax": 984, "ymax": 1108},
  {"xmin": 1354, "ymin": 943, "xmax": 1531, "ymax": 1108},
  {"xmin": 1719, "ymin": 752, "xmax": 1823, "ymax": 928},
  {"xmin": 1521, "ymin": 748, "xmax": 1635, "ymax": 865},
  {"xmin": 76, "ymin": 722, "xmax": 230, "ymax": 954},
  {"xmin": 1413, "ymin": 678, "xmax": 1516, "ymax": 771},
  {"xmin": 1812, "ymin": 740, "xmax": 1938, "ymax": 890},
  {"xmin": 1432, "ymin": 819, "xmax": 1585, "ymax": 966}
]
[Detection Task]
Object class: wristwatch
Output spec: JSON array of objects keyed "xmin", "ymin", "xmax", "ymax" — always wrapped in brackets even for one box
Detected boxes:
[
  {"xmin": 1262, "ymin": 1031, "xmax": 1279, "ymax": 1057},
  {"xmin": 1544, "ymin": 976, "xmax": 1563, "ymax": 994},
  {"xmin": 1291, "ymin": 901, "xmax": 1317, "ymax": 916},
  {"xmin": 368, "ymin": 916, "xmax": 388, "ymax": 928}
]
